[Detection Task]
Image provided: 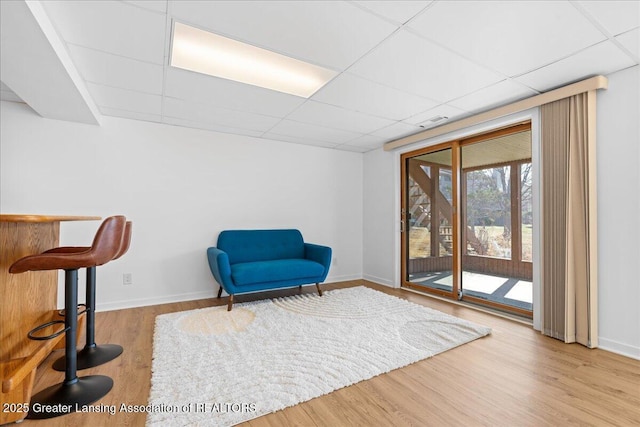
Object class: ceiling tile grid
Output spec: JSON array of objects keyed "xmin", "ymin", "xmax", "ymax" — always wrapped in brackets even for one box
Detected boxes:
[
  {"xmin": 266, "ymin": 119, "xmax": 364, "ymax": 145},
  {"xmin": 42, "ymin": 0, "xmax": 167, "ymax": 64},
  {"xmin": 347, "ymin": 29, "xmax": 505, "ymax": 102},
  {"xmin": 407, "ymin": 1, "xmax": 609, "ymax": 78},
  {"xmin": 515, "ymin": 41, "xmax": 637, "ymax": 92},
  {"xmin": 352, "ymin": 1, "xmax": 433, "ymax": 26},
  {"xmin": 310, "ymin": 72, "xmax": 439, "ymax": 121},
  {"xmin": 615, "ymin": 28, "xmax": 640, "ymax": 61},
  {"xmin": 1, "ymin": 0, "xmax": 637, "ymax": 153},
  {"xmin": 87, "ymin": 82, "xmax": 162, "ymax": 117},
  {"xmin": 0, "ymin": 82, "xmax": 23, "ymax": 103},
  {"xmin": 575, "ymin": 0, "xmax": 639, "ymax": 36},
  {"xmin": 285, "ymin": 100, "xmax": 396, "ymax": 135},
  {"xmin": 163, "ymin": 68, "xmax": 307, "ymax": 119},
  {"xmin": 163, "ymin": 96, "xmax": 282, "ymax": 133},
  {"xmin": 66, "ymin": 44, "xmax": 164, "ymax": 95}
]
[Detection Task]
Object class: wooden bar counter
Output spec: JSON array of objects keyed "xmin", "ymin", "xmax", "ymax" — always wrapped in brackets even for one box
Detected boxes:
[{"xmin": 0, "ymin": 214, "xmax": 100, "ymax": 424}]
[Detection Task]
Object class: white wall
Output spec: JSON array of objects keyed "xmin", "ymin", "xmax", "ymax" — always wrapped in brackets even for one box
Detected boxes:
[
  {"xmin": 596, "ymin": 65, "xmax": 640, "ymax": 359},
  {"xmin": 363, "ymin": 147, "xmax": 396, "ymax": 286},
  {"xmin": 362, "ymin": 66, "xmax": 640, "ymax": 359},
  {"xmin": 0, "ymin": 101, "xmax": 364, "ymax": 310}
]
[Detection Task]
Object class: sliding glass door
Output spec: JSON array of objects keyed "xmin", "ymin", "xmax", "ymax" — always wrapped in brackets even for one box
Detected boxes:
[
  {"xmin": 402, "ymin": 146, "xmax": 459, "ymax": 299},
  {"xmin": 401, "ymin": 124, "xmax": 533, "ymax": 317}
]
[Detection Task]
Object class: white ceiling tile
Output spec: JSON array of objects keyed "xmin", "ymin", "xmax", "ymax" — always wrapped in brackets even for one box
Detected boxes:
[
  {"xmin": 515, "ymin": 41, "xmax": 636, "ymax": 92},
  {"xmin": 68, "ymin": 45, "xmax": 163, "ymax": 95},
  {"xmin": 353, "ymin": 1, "xmax": 432, "ymax": 25},
  {"xmin": 311, "ymin": 72, "xmax": 438, "ymax": 120},
  {"xmin": 371, "ymin": 121, "xmax": 421, "ymax": 140},
  {"xmin": 169, "ymin": 0, "xmax": 397, "ymax": 70},
  {"xmin": 347, "ymin": 134, "xmax": 389, "ymax": 147},
  {"xmin": 165, "ymin": 68, "xmax": 305, "ymax": 118},
  {"xmin": 349, "ymin": 30, "xmax": 503, "ymax": 102},
  {"xmin": 576, "ymin": 1, "xmax": 639, "ymax": 36},
  {"xmin": 616, "ymin": 28, "xmax": 640, "ymax": 58},
  {"xmin": 404, "ymin": 104, "xmax": 467, "ymax": 127},
  {"xmin": 448, "ymin": 80, "xmax": 538, "ymax": 113},
  {"xmin": 261, "ymin": 132, "xmax": 339, "ymax": 149},
  {"xmin": 267, "ymin": 119, "xmax": 363, "ymax": 144},
  {"xmin": 286, "ymin": 100, "xmax": 395, "ymax": 134},
  {"xmin": 87, "ymin": 82, "xmax": 162, "ymax": 115},
  {"xmin": 99, "ymin": 106, "xmax": 161, "ymax": 123},
  {"xmin": 163, "ymin": 116, "xmax": 264, "ymax": 138},
  {"xmin": 163, "ymin": 97, "xmax": 281, "ymax": 132},
  {"xmin": 42, "ymin": 1, "xmax": 166, "ymax": 64},
  {"xmin": 408, "ymin": 1, "xmax": 607, "ymax": 77},
  {"xmin": 123, "ymin": 1, "xmax": 167, "ymax": 14}
]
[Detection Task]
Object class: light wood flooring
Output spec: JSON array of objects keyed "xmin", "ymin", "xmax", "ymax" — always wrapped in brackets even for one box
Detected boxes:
[{"xmin": 15, "ymin": 280, "xmax": 640, "ymax": 426}]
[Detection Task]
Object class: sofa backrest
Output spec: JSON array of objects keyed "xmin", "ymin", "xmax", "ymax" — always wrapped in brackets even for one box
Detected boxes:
[{"xmin": 217, "ymin": 229, "xmax": 305, "ymax": 264}]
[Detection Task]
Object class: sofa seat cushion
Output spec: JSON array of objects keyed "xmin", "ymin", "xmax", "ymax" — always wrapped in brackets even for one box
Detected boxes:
[{"xmin": 231, "ymin": 259, "xmax": 325, "ymax": 286}]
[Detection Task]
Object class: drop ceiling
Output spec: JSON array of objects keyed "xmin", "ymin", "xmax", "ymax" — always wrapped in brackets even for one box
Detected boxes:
[{"xmin": 1, "ymin": 0, "xmax": 638, "ymax": 153}]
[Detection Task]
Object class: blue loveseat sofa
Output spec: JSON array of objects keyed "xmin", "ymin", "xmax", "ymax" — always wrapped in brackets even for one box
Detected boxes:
[{"xmin": 207, "ymin": 229, "xmax": 332, "ymax": 310}]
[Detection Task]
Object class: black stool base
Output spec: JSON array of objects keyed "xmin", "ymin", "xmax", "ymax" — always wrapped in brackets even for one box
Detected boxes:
[
  {"xmin": 52, "ymin": 344, "xmax": 123, "ymax": 371},
  {"xmin": 26, "ymin": 375, "xmax": 113, "ymax": 419}
]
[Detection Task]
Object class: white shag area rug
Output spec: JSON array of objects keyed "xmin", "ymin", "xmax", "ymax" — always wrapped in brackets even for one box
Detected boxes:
[{"xmin": 147, "ymin": 286, "xmax": 491, "ymax": 426}]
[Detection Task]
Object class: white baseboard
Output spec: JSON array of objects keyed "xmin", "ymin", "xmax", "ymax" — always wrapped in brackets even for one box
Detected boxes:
[
  {"xmin": 362, "ymin": 274, "xmax": 396, "ymax": 288},
  {"xmin": 598, "ymin": 337, "xmax": 640, "ymax": 360},
  {"xmin": 326, "ymin": 273, "xmax": 362, "ymax": 283},
  {"xmin": 96, "ymin": 290, "xmax": 216, "ymax": 312},
  {"xmin": 96, "ymin": 275, "xmax": 363, "ymax": 312}
]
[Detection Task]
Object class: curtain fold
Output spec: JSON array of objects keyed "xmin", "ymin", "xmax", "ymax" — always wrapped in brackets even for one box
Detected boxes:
[{"xmin": 540, "ymin": 91, "xmax": 598, "ymax": 348}]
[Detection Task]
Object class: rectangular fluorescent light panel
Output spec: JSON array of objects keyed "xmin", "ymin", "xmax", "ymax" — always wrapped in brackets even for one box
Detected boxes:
[{"xmin": 171, "ymin": 22, "xmax": 337, "ymax": 98}]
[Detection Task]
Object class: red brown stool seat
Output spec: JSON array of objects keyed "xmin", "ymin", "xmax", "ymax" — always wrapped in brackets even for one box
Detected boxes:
[
  {"xmin": 9, "ymin": 216, "xmax": 126, "ymax": 419},
  {"xmin": 47, "ymin": 221, "xmax": 132, "ymax": 371}
]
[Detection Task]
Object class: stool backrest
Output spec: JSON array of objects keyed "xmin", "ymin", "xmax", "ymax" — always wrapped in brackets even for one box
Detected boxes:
[
  {"xmin": 91, "ymin": 216, "xmax": 127, "ymax": 266},
  {"xmin": 113, "ymin": 221, "xmax": 132, "ymax": 261},
  {"xmin": 9, "ymin": 215, "xmax": 127, "ymax": 273}
]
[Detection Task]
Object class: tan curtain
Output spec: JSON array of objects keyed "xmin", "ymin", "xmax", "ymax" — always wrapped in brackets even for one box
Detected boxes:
[{"xmin": 540, "ymin": 91, "xmax": 598, "ymax": 348}]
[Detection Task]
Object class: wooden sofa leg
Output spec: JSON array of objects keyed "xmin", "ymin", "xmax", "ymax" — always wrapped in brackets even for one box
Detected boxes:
[
  {"xmin": 217, "ymin": 286, "xmax": 223, "ymax": 299},
  {"xmin": 316, "ymin": 283, "xmax": 323, "ymax": 297},
  {"xmin": 299, "ymin": 285, "xmax": 302, "ymax": 293},
  {"xmin": 227, "ymin": 294, "xmax": 234, "ymax": 311}
]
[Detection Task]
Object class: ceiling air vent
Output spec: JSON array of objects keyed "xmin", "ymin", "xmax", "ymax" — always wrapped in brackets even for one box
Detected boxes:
[{"xmin": 419, "ymin": 115, "xmax": 448, "ymax": 128}]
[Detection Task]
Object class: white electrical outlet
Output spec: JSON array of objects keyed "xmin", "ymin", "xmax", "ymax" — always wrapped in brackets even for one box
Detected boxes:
[{"xmin": 123, "ymin": 273, "xmax": 133, "ymax": 285}]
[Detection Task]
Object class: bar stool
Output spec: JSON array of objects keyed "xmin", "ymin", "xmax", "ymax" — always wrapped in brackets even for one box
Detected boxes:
[
  {"xmin": 48, "ymin": 221, "xmax": 132, "ymax": 371},
  {"xmin": 9, "ymin": 216, "xmax": 126, "ymax": 419}
]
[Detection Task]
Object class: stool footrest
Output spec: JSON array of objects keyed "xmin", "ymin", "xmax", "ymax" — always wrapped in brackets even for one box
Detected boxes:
[
  {"xmin": 57, "ymin": 304, "xmax": 88, "ymax": 317},
  {"xmin": 27, "ymin": 321, "xmax": 68, "ymax": 341}
]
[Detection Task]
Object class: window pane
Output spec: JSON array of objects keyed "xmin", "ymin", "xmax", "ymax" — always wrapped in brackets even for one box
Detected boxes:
[
  {"xmin": 520, "ymin": 162, "xmax": 533, "ymax": 262},
  {"xmin": 408, "ymin": 168, "xmax": 431, "ymax": 258},
  {"xmin": 406, "ymin": 149, "xmax": 453, "ymax": 293},
  {"xmin": 465, "ymin": 166, "xmax": 511, "ymax": 259}
]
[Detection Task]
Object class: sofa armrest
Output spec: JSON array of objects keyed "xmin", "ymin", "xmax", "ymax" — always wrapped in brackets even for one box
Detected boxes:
[
  {"xmin": 304, "ymin": 243, "xmax": 332, "ymax": 280},
  {"xmin": 206, "ymin": 247, "xmax": 234, "ymax": 293}
]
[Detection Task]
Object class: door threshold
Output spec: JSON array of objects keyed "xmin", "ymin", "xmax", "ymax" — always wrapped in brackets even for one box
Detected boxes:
[{"xmin": 401, "ymin": 285, "xmax": 533, "ymax": 326}]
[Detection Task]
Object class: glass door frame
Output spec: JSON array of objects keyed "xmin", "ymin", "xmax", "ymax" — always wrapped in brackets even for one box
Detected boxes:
[
  {"xmin": 400, "ymin": 123, "xmax": 533, "ymax": 318},
  {"xmin": 400, "ymin": 141, "xmax": 462, "ymax": 300}
]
